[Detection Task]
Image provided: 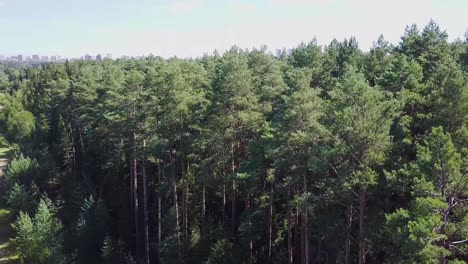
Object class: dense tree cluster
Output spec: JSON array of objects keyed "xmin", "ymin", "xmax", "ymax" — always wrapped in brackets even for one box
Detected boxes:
[{"xmin": 0, "ymin": 21, "xmax": 467, "ymax": 263}]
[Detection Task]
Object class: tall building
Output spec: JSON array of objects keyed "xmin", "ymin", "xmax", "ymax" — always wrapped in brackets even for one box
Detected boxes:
[
  {"xmin": 96, "ymin": 54, "xmax": 102, "ymax": 61},
  {"xmin": 0, "ymin": 55, "xmax": 4, "ymax": 61},
  {"xmin": 275, "ymin": 49, "xmax": 282, "ymax": 58},
  {"xmin": 41, "ymin": 56, "xmax": 49, "ymax": 62},
  {"xmin": 84, "ymin": 54, "xmax": 93, "ymax": 61},
  {"xmin": 17, "ymin": 54, "xmax": 24, "ymax": 61},
  {"xmin": 32, "ymin": 54, "xmax": 40, "ymax": 61}
]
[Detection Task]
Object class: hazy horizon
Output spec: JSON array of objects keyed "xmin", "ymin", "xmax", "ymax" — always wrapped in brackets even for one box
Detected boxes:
[{"xmin": 1, "ymin": 0, "xmax": 467, "ymax": 58}]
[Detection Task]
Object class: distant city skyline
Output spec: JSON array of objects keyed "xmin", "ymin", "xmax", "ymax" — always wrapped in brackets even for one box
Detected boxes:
[
  {"xmin": 0, "ymin": 0, "xmax": 466, "ymax": 58},
  {"xmin": 0, "ymin": 52, "xmax": 115, "ymax": 62}
]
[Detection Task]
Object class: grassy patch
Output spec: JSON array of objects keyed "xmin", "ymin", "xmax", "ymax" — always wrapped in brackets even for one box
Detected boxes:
[
  {"xmin": 0, "ymin": 240, "xmax": 10, "ymax": 251},
  {"xmin": 0, "ymin": 247, "xmax": 20, "ymax": 262},
  {"xmin": 0, "ymin": 147, "xmax": 11, "ymax": 159},
  {"xmin": 0, "ymin": 207, "xmax": 18, "ymax": 263},
  {"xmin": 0, "ymin": 208, "xmax": 11, "ymax": 225}
]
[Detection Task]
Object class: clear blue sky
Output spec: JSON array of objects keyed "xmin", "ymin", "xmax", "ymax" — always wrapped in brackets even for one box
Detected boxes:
[{"xmin": 0, "ymin": 0, "xmax": 467, "ymax": 58}]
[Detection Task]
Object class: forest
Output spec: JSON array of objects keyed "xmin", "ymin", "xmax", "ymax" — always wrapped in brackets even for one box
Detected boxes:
[{"xmin": 0, "ymin": 21, "xmax": 467, "ymax": 264}]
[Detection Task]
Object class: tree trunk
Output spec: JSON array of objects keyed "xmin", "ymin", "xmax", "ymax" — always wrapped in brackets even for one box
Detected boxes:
[
  {"xmin": 287, "ymin": 186, "xmax": 293, "ymax": 264},
  {"xmin": 232, "ymin": 178, "xmax": 237, "ymax": 238},
  {"xmin": 130, "ymin": 150, "xmax": 134, "ymax": 223},
  {"xmin": 247, "ymin": 198, "xmax": 253, "ymax": 262},
  {"xmin": 295, "ymin": 208, "xmax": 301, "ymax": 264},
  {"xmin": 300, "ymin": 210, "xmax": 305, "ymax": 264},
  {"xmin": 345, "ymin": 204, "xmax": 353, "ymax": 264},
  {"xmin": 303, "ymin": 174, "xmax": 309, "ymax": 264},
  {"xmin": 184, "ymin": 163, "xmax": 189, "ymax": 240},
  {"xmin": 231, "ymin": 141, "xmax": 237, "ymax": 239},
  {"xmin": 157, "ymin": 156, "xmax": 162, "ymax": 264},
  {"xmin": 142, "ymin": 141, "xmax": 150, "ymax": 264},
  {"xmin": 169, "ymin": 147, "xmax": 180, "ymax": 244},
  {"xmin": 268, "ymin": 184, "xmax": 273, "ymax": 264},
  {"xmin": 156, "ymin": 114, "xmax": 162, "ymax": 264},
  {"xmin": 132, "ymin": 132, "xmax": 140, "ymax": 262},
  {"xmin": 201, "ymin": 184, "xmax": 206, "ymax": 236},
  {"xmin": 359, "ymin": 191, "xmax": 366, "ymax": 264},
  {"xmin": 181, "ymin": 158, "xmax": 188, "ymax": 240},
  {"xmin": 222, "ymin": 172, "xmax": 226, "ymax": 227}
]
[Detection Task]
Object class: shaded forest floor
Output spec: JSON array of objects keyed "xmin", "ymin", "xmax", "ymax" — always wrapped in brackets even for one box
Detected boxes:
[{"xmin": 0, "ymin": 147, "xmax": 18, "ymax": 264}]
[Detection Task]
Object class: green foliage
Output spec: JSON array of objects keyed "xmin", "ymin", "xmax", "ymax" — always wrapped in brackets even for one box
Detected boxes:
[
  {"xmin": 5, "ymin": 153, "xmax": 40, "ymax": 188},
  {"xmin": 101, "ymin": 236, "xmax": 132, "ymax": 264},
  {"xmin": 75, "ymin": 196, "xmax": 109, "ymax": 263},
  {"xmin": 204, "ymin": 239, "xmax": 237, "ymax": 264},
  {"xmin": 6, "ymin": 109, "xmax": 35, "ymax": 142},
  {"xmin": 12, "ymin": 198, "xmax": 66, "ymax": 264},
  {"xmin": 385, "ymin": 127, "xmax": 467, "ymax": 263},
  {"xmin": 6, "ymin": 183, "xmax": 32, "ymax": 213},
  {"xmin": 0, "ymin": 21, "xmax": 466, "ymax": 264},
  {"xmin": 0, "ymin": 92, "xmax": 35, "ymax": 142}
]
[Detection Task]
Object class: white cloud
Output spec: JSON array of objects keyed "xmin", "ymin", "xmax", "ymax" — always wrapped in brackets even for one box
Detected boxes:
[{"xmin": 168, "ymin": 0, "xmax": 201, "ymax": 14}]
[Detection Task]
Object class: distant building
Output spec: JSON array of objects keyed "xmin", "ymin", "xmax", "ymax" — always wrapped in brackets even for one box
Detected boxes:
[
  {"xmin": 17, "ymin": 55, "xmax": 24, "ymax": 61},
  {"xmin": 96, "ymin": 54, "xmax": 102, "ymax": 61},
  {"xmin": 275, "ymin": 49, "xmax": 282, "ymax": 58},
  {"xmin": 0, "ymin": 55, "xmax": 4, "ymax": 60},
  {"xmin": 287, "ymin": 48, "xmax": 294, "ymax": 56},
  {"xmin": 84, "ymin": 54, "xmax": 93, "ymax": 61},
  {"xmin": 42, "ymin": 56, "xmax": 49, "ymax": 62},
  {"xmin": 106, "ymin": 53, "xmax": 112, "ymax": 60}
]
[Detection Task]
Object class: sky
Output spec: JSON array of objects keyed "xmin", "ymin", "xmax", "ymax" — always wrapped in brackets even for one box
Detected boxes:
[{"xmin": 0, "ymin": 0, "xmax": 467, "ymax": 58}]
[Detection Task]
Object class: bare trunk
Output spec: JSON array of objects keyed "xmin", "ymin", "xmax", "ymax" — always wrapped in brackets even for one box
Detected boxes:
[
  {"xmin": 345, "ymin": 204, "xmax": 353, "ymax": 264},
  {"xmin": 201, "ymin": 184, "xmax": 206, "ymax": 236},
  {"xmin": 222, "ymin": 180, "xmax": 226, "ymax": 226},
  {"xmin": 359, "ymin": 191, "xmax": 366, "ymax": 264},
  {"xmin": 300, "ymin": 210, "xmax": 305, "ymax": 264},
  {"xmin": 184, "ymin": 163, "xmax": 189, "ymax": 240},
  {"xmin": 232, "ymin": 178, "xmax": 237, "ymax": 238},
  {"xmin": 181, "ymin": 158, "xmax": 188, "ymax": 240},
  {"xmin": 169, "ymin": 147, "xmax": 180, "ymax": 244},
  {"xmin": 155, "ymin": 113, "xmax": 162, "ymax": 264},
  {"xmin": 130, "ymin": 151, "xmax": 134, "ymax": 220},
  {"xmin": 142, "ymin": 141, "xmax": 150, "ymax": 264},
  {"xmin": 268, "ymin": 184, "xmax": 273, "ymax": 264},
  {"xmin": 247, "ymin": 198, "xmax": 253, "ymax": 262},
  {"xmin": 157, "ymin": 156, "xmax": 162, "ymax": 264},
  {"xmin": 132, "ymin": 132, "xmax": 140, "ymax": 262},
  {"xmin": 295, "ymin": 208, "xmax": 300, "ymax": 264},
  {"xmin": 287, "ymin": 186, "xmax": 293, "ymax": 264},
  {"xmin": 303, "ymin": 174, "xmax": 309, "ymax": 264},
  {"xmin": 231, "ymin": 142, "xmax": 237, "ymax": 238}
]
